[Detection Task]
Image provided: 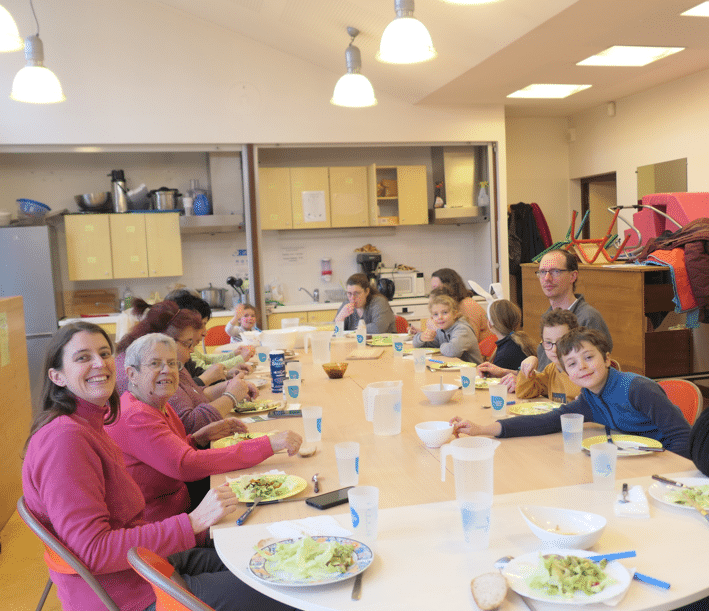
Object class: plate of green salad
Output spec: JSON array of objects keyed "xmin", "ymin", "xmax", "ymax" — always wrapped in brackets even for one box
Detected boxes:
[
  {"xmin": 648, "ymin": 477, "xmax": 709, "ymax": 510},
  {"xmin": 501, "ymin": 549, "xmax": 631, "ymax": 605},
  {"xmin": 249, "ymin": 536, "xmax": 373, "ymax": 586}
]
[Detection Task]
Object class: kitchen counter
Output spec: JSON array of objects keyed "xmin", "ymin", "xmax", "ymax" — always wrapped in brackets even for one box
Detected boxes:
[
  {"xmin": 59, "ymin": 309, "xmax": 234, "ymax": 326},
  {"xmin": 267, "ymin": 297, "xmax": 430, "ymax": 314}
]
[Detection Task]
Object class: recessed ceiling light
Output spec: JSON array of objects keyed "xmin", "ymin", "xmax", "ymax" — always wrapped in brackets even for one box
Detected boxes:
[
  {"xmin": 577, "ymin": 46, "xmax": 684, "ymax": 67},
  {"xmin": 507, "ymin": 84, "xmax": 592, "ymax": 99},
  {"xmin": 682, "ymin": 2, "xmax": 709, "ymax": 17}
]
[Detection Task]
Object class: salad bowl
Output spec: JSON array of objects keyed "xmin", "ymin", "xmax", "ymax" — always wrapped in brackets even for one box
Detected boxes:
[{"xmin": 519, "ymin": 505, "xmax": 606, "ymax": 549}]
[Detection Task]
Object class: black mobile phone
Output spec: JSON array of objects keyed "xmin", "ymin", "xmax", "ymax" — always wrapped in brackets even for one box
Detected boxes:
[
  {"xmin": 305, "ymin": 487, "xmax": 354, "ymax": 510},
  {"xmin": 268, "ymin": 410, "xmax": 302, "ymax": 418}
]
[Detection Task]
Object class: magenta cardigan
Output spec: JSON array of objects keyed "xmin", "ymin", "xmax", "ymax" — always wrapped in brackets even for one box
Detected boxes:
[
  {"xmin": 106, "ymin": 391, "xmax": 274, "ymax": 523},
  {"xmin": 22, "ymin": 398, "xmax": 196, "ymax": 611}
]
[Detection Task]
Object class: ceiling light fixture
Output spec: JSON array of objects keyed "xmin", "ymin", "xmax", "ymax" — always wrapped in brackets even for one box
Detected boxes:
[
  {"xmin": 0, "ymin": 4, "xmax": 23, "ymax": 51},
  {"xmin": 577, "ymin": 46, "xmax": 683, "ymax": 67},
  {"xmin": 507, "ymin": 84, "xmax": 592, "ymax": 99},
  {"xmin": 331, "ymin": 27, "xmax": 377, "ymax": 108},
  {"xmin": 377, "ymin": 0, "xmax": 436, "ymax": 64},
  {"xmin": 10, "ymin": 0, "xmax": 65, "ymax": 103},
  {"xmin": 681, "ymin": 2, "xmax": 709, "ymax": 17}
]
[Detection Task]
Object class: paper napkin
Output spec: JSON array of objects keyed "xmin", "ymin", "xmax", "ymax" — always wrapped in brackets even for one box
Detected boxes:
[
  {"xmin": 268, "ymin": 516, "xmax": 353, "ymax": 540},
  {"xmin": 614, "ymin": 485, "xmax": 650, "ymax": 518}
]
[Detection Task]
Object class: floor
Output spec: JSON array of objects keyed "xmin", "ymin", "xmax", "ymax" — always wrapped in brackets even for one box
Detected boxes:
[{"xmin": 0, "ymin": 510, "xmax": 61, "ymax": 611}]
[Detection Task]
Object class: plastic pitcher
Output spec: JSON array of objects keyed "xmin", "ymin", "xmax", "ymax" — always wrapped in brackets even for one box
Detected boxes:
[
  {"xmin": 362, "ymin": 381, "xmax": 402, "ymax": 422},
  {"xmin": 305, "ymin": 330, "xmax": 332, "ymax": 365}
]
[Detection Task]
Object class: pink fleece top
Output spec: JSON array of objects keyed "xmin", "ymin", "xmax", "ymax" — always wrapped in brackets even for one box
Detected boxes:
[
  {"xmin": 106, "ymin": 392, "xmax": 274, "ymax": 523},
  {"xmin": 22, "ymin": 398, "xmax": 196, "ymax": 611}
]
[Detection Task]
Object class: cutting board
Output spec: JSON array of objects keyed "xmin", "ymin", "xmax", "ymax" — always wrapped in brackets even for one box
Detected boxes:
[
  {"xmin": 64, "ymin": 289, "xmax": 119, "ymax": 317},
  {"xmin": 347, "ymin": 347, "xmax": 384, "ymax": 360}
]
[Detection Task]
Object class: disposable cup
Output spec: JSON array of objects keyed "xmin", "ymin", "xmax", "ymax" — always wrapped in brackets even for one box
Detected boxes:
[
  {"xmin": 560, "ymin": 413, "xmax": 584, "ymax": 454},
  {"xmin": 460, "ymin": 497, "xmax": 492, "ymax": 549},
  {"xmin": 256, "ymin": 347, "xmax": 269, "ymax": 365},
  {"xmin": 335, "ymin": 441, "xmax": 359, "ymax": 486},
  {"xmin": 348, "ymin": 486, "xmax": 379, "ymax": 542},
  {"xmin": 302, "ymin": 406, "xmax": 322, "ymax": 442},
  {"xmin": 460, "ymin": 366, "xmax": 477, "ymax": 396},
  {"xmin": 489, "ymin": 384, "xmax": 508, "ymax": 418},
  {"xmin": 413, "ymin": 349, "xmax": 426, "ymax": 373},
  {"xmin": 284, "ymin": 378, "xmax": 301, "ymax": 402},
  {"xmin": 590, "ymin": 442, "xmax": 617, "ymax": 490},
  {"xmin": 393, "ymin": 334, "xmax": 408, "ymax": 358},
  {"xmin": 286, "ymin": 361, "xmax": 302, "ymax": 381}
]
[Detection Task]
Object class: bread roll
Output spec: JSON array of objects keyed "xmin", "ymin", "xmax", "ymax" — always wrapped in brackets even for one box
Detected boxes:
[{"xmin": 471, "ymin": 572, "xmax": 508, "ymax": 610}]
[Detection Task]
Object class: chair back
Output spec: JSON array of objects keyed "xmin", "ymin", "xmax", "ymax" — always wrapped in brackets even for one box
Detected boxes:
[
  {"xmin": 478, "ymin": 335, "xmax": 498, "ymax": 360},
  {"xmin": 16, "ymin": 496, "xmax": 120, "ymax": 611},
  {"xmin": 128, "ymin": 547, "xmax": 214, "ymax": 611},
  {"xmin": 657, "ymin": 378, "xmax": 704, "ymax": 424},
  {"xmin": 609, "ymin": 358, "xmax": 621, "ymax": 371},
  {"xmin": 204, "ymin": 325, "xmax": 230, "ymax": 347},
  {"xmin": 395, "ymin": 316, "xmax": 409, "ymax": 334}
]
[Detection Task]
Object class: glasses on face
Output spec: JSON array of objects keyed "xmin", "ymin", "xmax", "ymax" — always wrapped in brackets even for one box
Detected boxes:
[
  {"xmin": 535, "ymin": 268, "xmax": 568, "ymax": 279},
  {"xmin": 176, "ymin": 338, "xmax": 194, "ymax": 349},
  {"xmin": 142, "ymin": 359, "xmax": 183, "ymax": 371},
  {"xmin": 540, "ymin": 340, "xmax": 559, "ymax": 350},
  {"xmin": 346, "ymin": 290, "xmax": 364, "ymax": 299}
]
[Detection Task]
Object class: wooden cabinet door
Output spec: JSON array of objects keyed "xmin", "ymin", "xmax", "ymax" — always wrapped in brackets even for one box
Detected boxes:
[
  {"xmin": 110, "ymin": 214, "xmax": 148, "ymax": 279},
  {"xmin": 291, "ymin": 167, "xmax": 330, "ymax": 229},
  {"xmin": 65, "ymin": 214, "xmax": 113, "ymax": 280},
  {"xmin": 329, "ymin": 166, "xmax": 369, "ymax": 227},
  {"xmin": 259, "ymin": 167, "xmax": 292, "ymax": 230},
  {"xmin": 307, "ymin": 309, "xmax": 338, "ymax": 324},
  {"xmin": 145, "ymin": 212, "xmax": 183, "ymax": 277},
  {"xmin": 397, "ymin": 165, "xmax": 428, "ymax": 225},
  {"xmin": 267, "ymin": 311, "xmax": 307, "ymax": 329}
]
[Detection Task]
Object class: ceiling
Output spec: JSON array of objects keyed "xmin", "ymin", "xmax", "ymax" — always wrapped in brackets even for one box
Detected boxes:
[{"xmin": 153, "ymin": 0, "xmax": 709, "ymax": 117}]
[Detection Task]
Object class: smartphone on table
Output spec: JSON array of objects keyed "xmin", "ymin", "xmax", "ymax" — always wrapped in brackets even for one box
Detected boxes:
[{"xmin": 305, "ymin": 487, "xmax": 354, "ymax": 510}]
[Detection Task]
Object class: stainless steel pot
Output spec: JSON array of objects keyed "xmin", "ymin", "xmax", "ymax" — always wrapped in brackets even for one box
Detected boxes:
[
  {"xmin": 148, "ymin": 187, "xmax": 181, "ymax": 211},
  {"xmin": 198, "ymin": 284, "xmax": 227, "ymax": 309}
]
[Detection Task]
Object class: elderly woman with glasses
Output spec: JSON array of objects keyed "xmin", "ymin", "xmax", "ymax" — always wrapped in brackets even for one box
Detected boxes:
[
  {"xmin": 116, "ymin": 300, "xmax": 257, "ymax": 435},
  {"xmin": 335, "ymin": 272, "xmax": 396, "ymax": 333},
  {"xmin": 106, "ymin": 333, "xmax": 301, "ymax": 525}
]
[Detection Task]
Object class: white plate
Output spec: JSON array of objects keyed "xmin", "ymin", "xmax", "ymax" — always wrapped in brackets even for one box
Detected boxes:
[
  {"xmin": 247, "ymin": 378, "xmax": 270, "ymax": 389},
  {"xmin": 648, "ymin": 477, "xmax": 709, "ymax": 510},
  {"xmin": 501, "ymin": 548, "xmax": 631, "ymax": 605}
]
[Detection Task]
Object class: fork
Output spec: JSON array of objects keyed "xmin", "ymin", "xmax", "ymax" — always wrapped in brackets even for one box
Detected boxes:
[
  {"xmin": 619, "ymin": 482, "xmax": 630, "ymax": 503},
  {"xmin": 605, "ymin": 426, "xmax": 617, "ymax": 447},
  {"xmin": 236, "ymin": 496, "xmax": 262, "ymax": 525}
]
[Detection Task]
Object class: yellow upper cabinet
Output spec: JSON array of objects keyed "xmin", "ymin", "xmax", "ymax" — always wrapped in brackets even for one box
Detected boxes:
[
  {"xmin": 329, "ymin": 166, "xmax": 369, "ymax": 228},
  {"xmin": 397, "ymin": 165, "xmax": 428, "ymax": 225},
  {"xmin": 110, "ymin": 214, "xmax": 148, "ymax": 278},
  {"xmin": 291, "ymin": 167, "xmax": 331, "ymax": 229},
  {"xmin": 145, "ymin": 213, "xmax": 183, "ymax": 277},
  {"xmin": 65, "ymin": 214, "xmax": 113, "ymax": 280},
  {"xmin": 259, "ymin": 167, "xmax": 293, "ymax": 230}
]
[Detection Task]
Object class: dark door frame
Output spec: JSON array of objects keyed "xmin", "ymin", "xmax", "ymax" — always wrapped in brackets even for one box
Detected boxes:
[{"xmin": 579, "ymin": 172, "xmax": 616, "ymax": 239}]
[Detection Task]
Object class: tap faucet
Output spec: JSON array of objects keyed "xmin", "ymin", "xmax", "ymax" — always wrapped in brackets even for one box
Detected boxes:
[{"xmin": 299, "ymin": 287, "xmax": 319, "ymax": 302}]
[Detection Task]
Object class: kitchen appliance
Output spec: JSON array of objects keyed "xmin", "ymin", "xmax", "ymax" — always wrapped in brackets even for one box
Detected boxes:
[
  {"xmin": 356, "ymin": 252, "xmax": 382, "ymax": 287},
  {"xmin": 377, "ymin": 268, "xmax": 426, "ymax": 299},
  {"xmin": 198, "ymin": 283, "xmax": 227, "ymax": 309},
  {"xmin": 109, "ymin": 170, "xmax": 129, "ymax": 213},
  {"xmin": 0, "ymin": 225, "xmax": 65, "ymax": 413},
  {"xmin": 149, "ymin": 187, "xmax": 182, "ymax": 211}
]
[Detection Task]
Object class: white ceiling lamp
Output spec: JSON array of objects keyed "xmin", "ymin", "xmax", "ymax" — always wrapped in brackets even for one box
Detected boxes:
[
  {"xmin": 377, "ymin": 0, "xmax": 436, "ymax": 64},
  {"xmin": 0, "ymin": 5, "xmax": 23, "ymax": 51},
  {"xmin": 331, "ymin": 27, "xmax": 377, "ymax": 108},
  {"xmin": 10, "ymin": 0, "xmax": 65, "ymax": 103}
]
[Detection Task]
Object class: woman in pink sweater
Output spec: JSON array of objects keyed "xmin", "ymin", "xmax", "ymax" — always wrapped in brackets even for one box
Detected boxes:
[
  {"xmin": 107, "ymin": 332, "xmax": 302, "ymax": 524},
  {"xmin": 22, "ymin": 322, "xmax": 293, "ymax": 611}
]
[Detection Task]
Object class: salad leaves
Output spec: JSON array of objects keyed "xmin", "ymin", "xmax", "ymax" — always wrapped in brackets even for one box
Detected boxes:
[
  {"xmin": 529, "ymin": 554, "xmax": 615, "ymax": 597},
  {"xmin": 261, "ymin": 537, "xmax": 356, "ymax": 580},
  {"xmin": 668, "ymin": 485, "xmax": 709, "ymax": 510}
]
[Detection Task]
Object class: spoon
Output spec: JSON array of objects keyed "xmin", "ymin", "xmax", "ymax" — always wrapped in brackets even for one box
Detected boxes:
[
  {"xmin": 620, "ymin": 482, "xmax": 630, "ymax": 503},
  {"xmin": 312, "ymin": 473, "xmax": 320, "ymax": 493}
]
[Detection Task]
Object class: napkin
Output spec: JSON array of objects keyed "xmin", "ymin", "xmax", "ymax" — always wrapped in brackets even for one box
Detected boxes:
[
  {"xmin": 225, "ymin": 469, "xmax": 285, "ymax": 486},
  {"xmin": 614, "ymin": 485, "xmax": 650, "ymax": 518},
  {"xmin": 267, "ymin": 516, "xmax": 353, "ymax": 539},
  {"xmin": 603, "ymin": 568, "xmax": 636, "ymax": 606}
]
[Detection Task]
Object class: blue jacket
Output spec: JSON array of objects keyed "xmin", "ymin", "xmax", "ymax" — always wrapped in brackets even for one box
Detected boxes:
[{"xmin": 500, "ymin": 368, "xmax": 691, "ymax": 457}]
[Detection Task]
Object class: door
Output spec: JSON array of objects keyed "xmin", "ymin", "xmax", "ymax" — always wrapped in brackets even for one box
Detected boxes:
[
  {"xmin": 291, "ymin": 167, "xmax": 330, "ymax": 229},
  {"xmin": 397, "ymin": 165, "xmax": 428, "ymax": 225},
  {"xmin": 110, "ymin": 213, "xmax": 148, "ymax": 279},
  {"xmin": 259, "ymin": 167, "xmax": 292, "ymax": 230},
  {"xmin": 145, "ymin": 212, "xmax": 183, "ymax": 277},
  {"xmin": 65, "ymin": 214, "xmax": 113, "ymax": 280},
  {"xmin": 329, "ymin": 166, "xmax": 369, "ymax": 228}
]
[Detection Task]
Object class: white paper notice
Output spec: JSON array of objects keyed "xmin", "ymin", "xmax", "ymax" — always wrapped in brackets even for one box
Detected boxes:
[{"xmin": 301, "ymin": 191, "xmax": 326, "ymax": 222}]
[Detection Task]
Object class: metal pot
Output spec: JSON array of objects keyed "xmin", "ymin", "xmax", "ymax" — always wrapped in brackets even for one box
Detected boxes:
[
  {"xmin": 198, "ymin": 283, "xmax": 227, "ymax": 309},
  {"xmin": 148, "ymin": 187, "xmax": 182, "ymax": 211}
]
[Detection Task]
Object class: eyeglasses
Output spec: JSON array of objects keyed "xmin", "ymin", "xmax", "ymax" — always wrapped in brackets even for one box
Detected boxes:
[
  {"xmin": 535, "ymin": 268, "xmax": 568, "ymax": 279},
  {"xmin": 141, "ymin": 359, "xmax": 183, "ymax": 371},
  {"xmin": 346, "ymin": 290, "xmax": 364, "ymax": 299},
  {"xmin": 540, "ymin": 340, "xmax": 559, "ymax": 350},
  {"xmin": 176, "ymin": 338, "xmax": 194, "ymax": 349}
]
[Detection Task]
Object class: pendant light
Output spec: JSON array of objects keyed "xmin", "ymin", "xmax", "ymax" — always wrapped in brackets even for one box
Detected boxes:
[
  {"xmin": 377, "ymin": 0, "xmax": 436, "ymax": 64},
  {"xmin": 0, "ymin": 5, "xmax": 23, "ymax": 52},
  {"xmin": 331, "ymin": 27, "xmax": 377, "ymax": 108},
  {"xmin": 10, "ymin": 0, "xmax": 65, "ymax": 103}
]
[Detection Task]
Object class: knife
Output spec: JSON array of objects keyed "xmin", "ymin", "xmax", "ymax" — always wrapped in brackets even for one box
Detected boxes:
[
  {"xmin": 635, "ymin": 446, "xmax": 664, "ymax": 452},
  {"xmin": 236, "ymin": 496, "xmax": 262, "ymax": 525},
  {"xmin": 351, "ymin": 572, "xmax": 363, "ymax": 600},
  {"xmin": 244, "ymin": 496, "xmax": 311, "ymax": 506},
  {"xmin": 652, "ymin": 475, "xmax": 691, "ymax": 488}
]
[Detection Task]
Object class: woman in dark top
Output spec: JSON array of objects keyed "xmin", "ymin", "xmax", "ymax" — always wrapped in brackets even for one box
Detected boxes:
[{"xmin": 478, "ymin": 299, "xmax": 536, "ymax": 375}]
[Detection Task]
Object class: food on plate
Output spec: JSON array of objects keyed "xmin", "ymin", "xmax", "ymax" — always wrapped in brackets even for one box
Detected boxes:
[
  {"xmin": 213, "ymin": 431, "xmax": 268, "ymax": 448},
  {"xmin": 354, "ymin": 244, "xmax": 380, "ymax": 253},
  {"xmin": 232, "ymin": 475, "xmax": 288, "ymax": 500},
  {"xmin": 232, "ymin": 398, "xmax": 281, "ymax": 413},
  {"xmin": 260, "ymin": 537, "xmax": 356, "ymax": 580},
  {"xmin": 368, "ymin": 335, "xmax": 393, "ymax": 346},
  {"xmin": 475, "ymin": 378, "xmax": 491, "ymax": 389},
  {"xmin": 528, "ymin": 554, "xmax": 614, "ymax": 597},
  {"xmin": 668, "ymin": 485, "xmax": 709, "ymax": 509},
  {"xmin": 509, "ymin": 402, "xmax": 560, "ymax": 416},
  {"xmin": 471, "ymin": 572, "xmax": 508, "ymax": 610},
  {"xmin": 394, "ymin": 264, "xmax": 416, "ymax": 271}
]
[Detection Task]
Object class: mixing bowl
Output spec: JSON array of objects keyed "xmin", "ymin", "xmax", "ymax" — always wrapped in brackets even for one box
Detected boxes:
[
  {"xmin": 74, "ymin": 192, "xmax": 112, "ymax": 212},
  {"xmin": 421, "ymin": 383, "xmax": 458, "ymax": 405},
  {"xmin": 415, "ymin": 421, "xmax": 454, "ymax": 447},
  {"xmin": 519, "ymin": 505, "xmax": 606, "ymax": 549},
  {"xmin": 17, "ymin": 198, "xmax": 50, "ymax": 217}
]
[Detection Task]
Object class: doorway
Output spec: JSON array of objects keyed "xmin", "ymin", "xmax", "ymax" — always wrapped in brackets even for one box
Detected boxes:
[{"xmin": 580, "ymin": 172, "xmax": 617, "ymax": 240}]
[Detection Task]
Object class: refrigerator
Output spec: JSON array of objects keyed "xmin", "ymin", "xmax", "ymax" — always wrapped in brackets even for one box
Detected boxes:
[{"xmin": 0, "ymin": 225, "xmax": 65, "ymax": 412}]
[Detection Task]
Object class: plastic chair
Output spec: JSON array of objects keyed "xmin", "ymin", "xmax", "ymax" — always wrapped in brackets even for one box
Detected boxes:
[
  {"xmin": 204, "ymin": 325, "xmax": 230, "ymax": 346},
  {"xmin": 16, "ymin": 496, "xmax": 120, "ymax": 611},
  {"xmin": 479, "ymin": 335, "xmax": 498, "ymax": 360},
  {"xmin": 658, "ymin": 378, "xmax": 704, "ymax": 425},
  {"xmin": 609, "ymin": 358, "xmax": 621, "ymax": 371},
  {"xmin": 127, "ymin": 547, "xmax": 214, "ymax": 611},
  {"xmin": 395, "ymin": 316, "xmax": 409, "ymax": 334}
]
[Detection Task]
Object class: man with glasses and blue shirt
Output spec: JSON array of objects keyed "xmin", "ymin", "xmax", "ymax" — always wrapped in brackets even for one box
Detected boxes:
[{"xmin": 534, "ymin": 249, "xmax": 612, "ymax": 370}]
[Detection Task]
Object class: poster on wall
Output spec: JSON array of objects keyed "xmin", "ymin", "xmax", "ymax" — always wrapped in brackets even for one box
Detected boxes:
[{"xmin": 301, "ymin": 191, "xmax": 326, "ymax": 222}]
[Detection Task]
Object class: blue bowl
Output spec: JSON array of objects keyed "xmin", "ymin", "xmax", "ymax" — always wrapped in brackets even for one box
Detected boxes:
[{"xmin": 17, "ymin": 198, "xmax": 51, "ymax": 217}]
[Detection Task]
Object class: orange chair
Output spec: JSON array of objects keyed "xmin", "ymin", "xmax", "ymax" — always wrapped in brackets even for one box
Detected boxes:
[
  {"xmin": 658, "ymin": 378, "xmax": 704, "ymax": 425},
  {"xmin": 610, "ymin": 358, "xmax": 621, "ymax": 371},
  {"xmin": 16, "ymin": 496, "xmax": 120, "ymax": 611},
  {"xmin": 127, "ymin": 547, "xmax": 214, "ymax": 611},
  {"xmin": 478, "ymin": 335, "xmax": 498, "ymax": 360},
  {"xmin": 395, "ymin": 315, "xmax": 409, "ymax": 334},
  {"xmin": 204, "ymin": 325, "xmax": 230, "ymax": 347}
]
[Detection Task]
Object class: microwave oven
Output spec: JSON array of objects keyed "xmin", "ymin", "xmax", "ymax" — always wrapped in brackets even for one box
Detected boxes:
[{"xmin": 379, "ymin": 268, "xmax": 426, "ymax": 299}]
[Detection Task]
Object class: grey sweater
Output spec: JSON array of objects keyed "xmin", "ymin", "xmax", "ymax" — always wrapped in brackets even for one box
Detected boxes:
[
  {"xmin": 336, "ymin": 293, "xmax": 396, "ymax": 333},
  {"xmin": 412, "ymin": 318, "xmax": 483, "ymax": 364}
]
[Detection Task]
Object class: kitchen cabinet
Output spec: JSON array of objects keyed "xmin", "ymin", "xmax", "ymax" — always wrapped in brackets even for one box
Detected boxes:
[
  {"xmin": 291, "ymin": 167, "xmax": 331, "ymax": 229},
  {"xmin": 329, "ymin": 166, "xmax": 369, "ymax": 228},
  {"xmin": 259, "ymin": 167, "xmax": 292, "ymax": 230},
  {"xmin": 66, "ymin": 213, "xmax": 183, "ymax": 281},
  {"xmin": 374, "ymin": 165, "xmax": 428, "ymax": 225},
  {"xmin": 266, "ymin": 309, "xmax": 338, "ymax": 329}
]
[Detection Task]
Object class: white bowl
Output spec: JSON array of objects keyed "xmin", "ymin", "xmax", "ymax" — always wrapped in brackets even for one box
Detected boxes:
[
  {"xmin": 519, "ymin": 505, "xmax": 606, "ymax": 549},
  {"xmin": 421, "ymin": 383, "xmax": 458, "ymax": 405},
  {"xmin": 259, "ymin": 328, "xmax": 297, "ymax": 351},
  {"xmin": 415, "ymin": 421, "xmax": 454, "ymax": 447},
  {"xmin": 291, "ymin": 325, "xmax": 317, "ymax": 349}
]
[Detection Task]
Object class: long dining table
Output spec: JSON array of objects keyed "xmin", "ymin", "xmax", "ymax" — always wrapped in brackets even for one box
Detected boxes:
[{"xmin": 210, "ymin": 337, "xmax": 708, "ymax": 611}]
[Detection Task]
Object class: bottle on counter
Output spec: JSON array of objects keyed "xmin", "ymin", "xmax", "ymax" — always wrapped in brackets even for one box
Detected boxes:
[
  {"xmin": 121, "ymin": 287, "xmax": 134, "ymax": 312},
  {"xmin": 189, "ymin": 178, "xmax": 211, "ymax": 216},
  {"xmin": 356, "ymin": 319, "xmax": 367, "ymax": 347}
]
